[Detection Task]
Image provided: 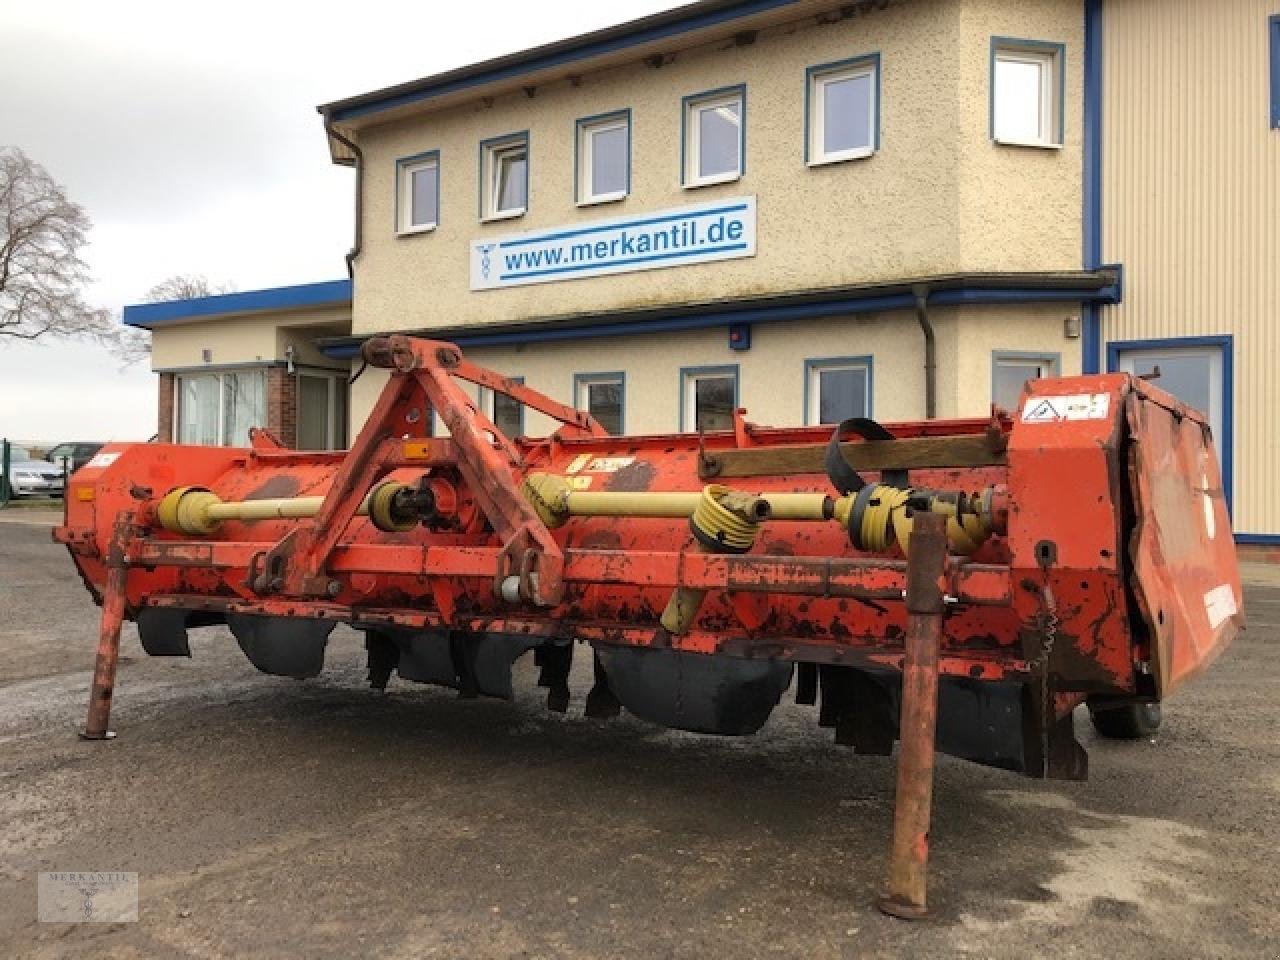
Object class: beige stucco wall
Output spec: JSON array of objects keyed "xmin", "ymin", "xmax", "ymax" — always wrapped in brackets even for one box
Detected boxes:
[
  {"xmin": 349, "ymin": 0, "xmax": 1084, "ymax": 336},
  {"xmin": 346, "ymin": 303, "xmax": 1081, "ymax": 437},
  {"xmin": 150, "ymin": 306, "xmax": 351, "ymax": 371},
  {"xmin": 1102, "ymin": 0, "xmax": 1279, "ymax": 534}
]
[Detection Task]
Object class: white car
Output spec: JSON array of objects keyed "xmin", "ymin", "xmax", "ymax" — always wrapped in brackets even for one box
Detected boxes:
[{"xmin": 5, "ymin": 446, "xmax": 64, "ymax": 498}]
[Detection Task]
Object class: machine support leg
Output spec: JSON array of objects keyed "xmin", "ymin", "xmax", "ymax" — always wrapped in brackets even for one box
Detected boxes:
[
  {"xmin": 876, "ymin": 511, "xmax": 947, "ymax": 920},
  {"xmin": 81, "ymin": 517, "xmax": 131, "ymax": 741}
]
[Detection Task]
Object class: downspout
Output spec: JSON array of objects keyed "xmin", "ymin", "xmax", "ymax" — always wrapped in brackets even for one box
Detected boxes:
[
  {"xmin": 912, "ymin": 284, "xmax": 936, "ymax": 419},
  {"xmin": 324, "ymin": 114, "xmax": 364, "ymax": 279}
]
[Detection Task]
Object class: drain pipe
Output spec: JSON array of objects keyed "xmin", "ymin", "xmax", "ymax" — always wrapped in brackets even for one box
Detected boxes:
[
  {"xmin": 324, "ymin": 115, "xmax": 364, "ymax": 279},
  {"xmin": 912, "ymin": 284, "xmax": 936, "ymax": 419}
]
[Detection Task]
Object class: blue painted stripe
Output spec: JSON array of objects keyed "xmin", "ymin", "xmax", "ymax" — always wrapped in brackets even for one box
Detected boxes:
[
  {"xmin": 320, "ymin": 281, "xmax": 1120, "ymax": 359},
  {"xmin": 327, "ymin": 0, "xmax": 802, "ymax": 124},
  {"xmin": 1271, "ymin": 15, "xmax": 1280, "ymax": 129},
  {"xmin": 501, "ymin": 242, "xmax": 749, "ymax": 280},
  {"xmin": 500, "ymin": 203, "xmax": 749, "ymax": 248},
  {"xmin": 123, "ymin": 279, "xmax": 352, "ymax": 327},
  {"xmin": 1081, "ymin": 0, "xmax": 1104, "ymax": 374},
  {"xmin": 1237, "ymin": 533, "xmax": 1280, "ymax": 545}
]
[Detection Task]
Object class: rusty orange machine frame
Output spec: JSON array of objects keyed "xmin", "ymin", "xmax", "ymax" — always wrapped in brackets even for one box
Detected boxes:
[{"xmin": 54, "ymin": 336, "xmax": 1242, "ymax": 917}]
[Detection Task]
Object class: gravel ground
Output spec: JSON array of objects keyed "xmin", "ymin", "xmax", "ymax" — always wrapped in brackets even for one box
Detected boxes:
[{"xmin": 1, "ymin": 515, "xmax": 1277, "ymax": 959}]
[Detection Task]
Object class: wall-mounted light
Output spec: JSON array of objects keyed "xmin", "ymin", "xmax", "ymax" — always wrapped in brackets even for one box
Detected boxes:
[
  {"xmin": 201, "ymin": 348, "xmax": 212, "ymax": 363},
  {"xmin": 285, "ymin": 343, "xmax": 296, "ymax": 374},
  {"xmin": 1063, "ymin": 315, "xmax": 1082, "ymax": 339}
]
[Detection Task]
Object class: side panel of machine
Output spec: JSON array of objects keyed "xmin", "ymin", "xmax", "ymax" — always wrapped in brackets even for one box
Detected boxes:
[{"xmin": 1124, "ymin": 382, "xmax": 1243, "ymax": 697}]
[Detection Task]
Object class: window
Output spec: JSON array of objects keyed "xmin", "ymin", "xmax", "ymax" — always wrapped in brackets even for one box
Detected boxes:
[
  {"xmin": 991, "ymin": 39, "xmax": 1064, "ymax": 147},
  {"xmin": 806, "ymin": 56, "xmax": 879, "ymax": 164},
  {"xmin": 176, "ymin": 370, "xmax": 266, "ymax": 446},
  {"xmin": 682, "ymin": 86, "xmax": 745, "ymax": 187},
  {"xmin": 575, "ymin": 373, "xmax": 625, "ymax": 435},
  {"xmin": 577, "ymin": 112, "xmax": 630, "ymax": 205},
  {"xmin": 480, "ymin": 134, "xmax": 528, "ymax": 221},
  {"xmin": 1271, "ymin": 15, "xmax": 1280, "ymax": 129},
  {"xmin": 805, "ymin": 357, "xmax": 872, "ymax": 424},
  {"xmin": 1112, "ymin": 341, "xmax": 1227, "ymax": 454},
  {"xmin": 681, "ymin": 366, "xmax": 738, "ymax": 432},
  {"xmin": 297, "ymin": 372, "xmax": 348, "ymax": 450},
  {"xmin": 992, "ymin": 353, "xmax": 1059, "ymax": 412},
  {"xmin": 481, "ymin": 378, "xmax": 524, "ymax": 438},
  {"xmin": 396, "ymin": 152, "xmax": 439, "ymax": 234}
]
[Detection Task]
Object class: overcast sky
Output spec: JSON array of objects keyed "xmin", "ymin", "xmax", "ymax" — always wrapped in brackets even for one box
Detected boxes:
[{"xmin": 0, "ymin": 0, "xmax": 679, "ymax": 443}]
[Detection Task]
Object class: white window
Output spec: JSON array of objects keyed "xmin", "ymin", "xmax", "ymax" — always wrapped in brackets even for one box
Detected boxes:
[
  {"xmin": 480, "ymin": 379, "xmax": 524, "ymax": 438},
  {"xmin": 1115, "ymin": 344, "xmax": 1225, "ymax": 449},
  {"xmin": 577, "ymin": 113, "xmax": 629, "ymax": 205},
  {"xmin": 297, "ymin": 372, "xmax": 348, "ymax": 450},
  {"xmin": 992, "ymin": 40, "xmax": 1063, "ymax": 147},
  {"xmin": 806, "ymin": 358, "xmax": 872, "ymax": 424},
  {"xmin": 396, "ymin": 153, "xmax": 439, "ymax": 234},
  {"xmin": 683, "ymin": 88, "xmax": 744, "ymax": 187},
  {"xmin": 682, "ymin": 367, "xmax": 737, "ymax": 432},
  {"xmin": 807, "ymin": 58, "xmax": 878, "ymax": 164},
  {"xmin": 175, "ymin": 370, "xmax": 266, "ymax": 446},
  {"xmin": 575, "ymin": 373, "xmax": 624, "ymax": 435},
  {"xmin": 992, "ymin": 354, "xmax": 1058, "ymax": 412},
  {"xmin": 481, "ymin": 135, "xmax": 528, "ymax": 221}
]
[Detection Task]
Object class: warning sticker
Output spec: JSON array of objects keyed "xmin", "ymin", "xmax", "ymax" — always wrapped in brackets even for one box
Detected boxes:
[
  {"xmin": 565, "ymin": 454, "xmax": 592, "ymax": 475},
  {"xmin": 85, "ymin": 452, "xmax": 121, "ymax": 469},
  {"xmin": 1021, "ymin": 392, "xmax": 1111, "ymax": 423},
  {"xmin": 1204, "ymin": 584, "xmax": 1238, "ymax": 630}
]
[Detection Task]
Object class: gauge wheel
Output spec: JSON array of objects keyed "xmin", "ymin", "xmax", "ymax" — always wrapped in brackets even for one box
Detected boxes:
[{"xmin": 1087, "ymin": 700, "xmax": 1162, "ymax": 740}]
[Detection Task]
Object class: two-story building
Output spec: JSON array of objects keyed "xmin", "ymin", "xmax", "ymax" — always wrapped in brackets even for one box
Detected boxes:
[{"xmin": 124, "ymin": 0, "xmax": 1280, "ymax": 548}]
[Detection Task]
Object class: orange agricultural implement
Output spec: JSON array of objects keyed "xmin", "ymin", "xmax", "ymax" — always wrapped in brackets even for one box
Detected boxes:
[{"xmin": 54, "ymin": 335, "xmax": 1242, "ymax": 916}]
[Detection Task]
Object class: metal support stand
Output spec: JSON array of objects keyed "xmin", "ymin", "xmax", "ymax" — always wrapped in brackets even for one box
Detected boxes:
[
  {"xmin": 876, "ymin": 511, "xmax": 947, "ymax": 920},
  {"xmin": 81, "ymin": 516, "xmax": 131, "ymax": 740}
]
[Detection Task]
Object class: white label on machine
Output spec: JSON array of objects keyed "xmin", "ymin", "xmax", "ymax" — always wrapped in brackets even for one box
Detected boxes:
[
  {"xmin": 85, "ymin": 452, "xmax": 121, "ymax": 469},
  {"xmin": 583, "ymin": 456, "xmax": 635, "ymax": 473},
  {"xmin": 1021, "ymin": 392, "xmax": 1111, "ymax": 423},
  {"xmin": 1204, "ymin": 584, "xmax": 1238, "ymax": 630}
]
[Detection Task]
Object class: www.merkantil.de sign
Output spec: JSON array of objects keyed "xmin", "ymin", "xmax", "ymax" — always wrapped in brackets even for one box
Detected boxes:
[{"xmin": 470, "ymin": 196, "xmax": 757, "ymax": 290}]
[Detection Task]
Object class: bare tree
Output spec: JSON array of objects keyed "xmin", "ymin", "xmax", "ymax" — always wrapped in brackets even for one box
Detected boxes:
[
  {"xmin": 110, "ymin": 274, "xmax": 237, "ymax": 366},
  {"xmin": 0, "ymin": 146, "xmax": 114, "ymax": 344},
  {"xmin": 144, "ymin": 274, "xmax": 233, "ymax": 303}
]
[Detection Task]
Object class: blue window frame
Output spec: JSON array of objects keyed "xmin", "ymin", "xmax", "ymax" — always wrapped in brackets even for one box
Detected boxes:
[
  {"xmin": 1107, "ymin": 335, "xmax": 1233, "ymax": 516},
  {"xmin": 480, "ymin": 376, "xmax": 525, "ymax": 437},
  {"xmin": 575, "ymin": 110, "xmax": 631, "ymax": 205},
  {"xmin": 395, "ymin": 150, "xmax": 440, "ymax": 235},
  {"xmin": 679, "ymin": 364, "xmax": 739, "ymax": 431},
  {"xmin": 680, "ymin": 84, "xmax": 746, "ymax": 188},
  {"xmin": 803, "ymin": 356, "xmax": 873, "ymax": 424},
  {"xmin": 1271, "ymin": 15, "xmax": 1280, "ymax": 129},
  {"xmin": 574, "ymin": 371, "xmax": 626, "ymax": 435},
  {"xmin": 804, "ymin": 54, "xmax": 881, "ymax": 165},
  {"xmin": 990, "ymin": 37, "xmax": 1066, "ymax": 146},
  {"xmin": 990, "ymin": 350, "xmax": 1061, "ymax": 412}
]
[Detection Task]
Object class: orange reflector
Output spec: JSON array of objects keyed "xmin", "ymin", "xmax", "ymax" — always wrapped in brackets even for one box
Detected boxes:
[
  {"xmin": 76, "ymin": 487, "xmax": 95, "ymax": 502},
  {"xmin": 402, "ymin": 440, "xmax": 432, "ymax": 460}
]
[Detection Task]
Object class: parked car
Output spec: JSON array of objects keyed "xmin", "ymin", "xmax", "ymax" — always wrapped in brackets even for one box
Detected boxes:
[
  {"xmin": 44, "ymin": 441, "xmax": 104, "ymax": 473},
  {"xmin": 5, "ymin": 446, "xmax": 64, "ymax": 498}
]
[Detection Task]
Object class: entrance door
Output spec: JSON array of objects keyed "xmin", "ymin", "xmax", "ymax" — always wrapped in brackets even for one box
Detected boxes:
[
  {"xmin": 297, "ymin": 373, "xmax": 348, "ymax": 450},
  {"xmin": 1112, "ymin": 341, "xmax": 1225, "ymax": 446},
  {"xmin": 1110, "ymin": 336, "xmax": 1232, "ymax": 511}
]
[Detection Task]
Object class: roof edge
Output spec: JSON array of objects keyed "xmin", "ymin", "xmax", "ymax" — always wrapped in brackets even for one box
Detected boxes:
[
  {"xmin": 123, "ymin": 279, "xmax": 353, "ymax": 329},
  {"xmin": 317, "ymin": 0, "xmax": 805, "ymax": 125}
]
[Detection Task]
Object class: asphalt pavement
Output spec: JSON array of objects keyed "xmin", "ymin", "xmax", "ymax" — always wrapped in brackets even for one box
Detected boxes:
[{"xmin": 1, "ymin": 514, "xmax": 1276, "ymax": 959}]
